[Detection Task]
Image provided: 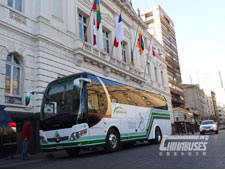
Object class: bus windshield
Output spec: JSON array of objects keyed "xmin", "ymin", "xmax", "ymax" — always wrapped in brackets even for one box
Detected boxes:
[{"xmin": 42, "ymin": 77, "xmax": 80, "ymax": 120}]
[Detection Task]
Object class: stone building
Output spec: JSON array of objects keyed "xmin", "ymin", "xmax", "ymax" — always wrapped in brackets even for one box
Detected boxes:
[
  {"xmin": 205, "ymin": 95, "xmax": 215, "ymax": 119},
  {"xmin": 217, "ymin": 102, "xmax": 225, "ymax": 124},
  {"xmin": 183, "ymin": 84, "xmax": 208, "ymax": 119},
  {"xmin": 211, "ymin": 91, "xmax": 219, "ymax": 122},
  {"xmin": 0, "ymin": 0, "xmax": 172, "ymax": 152},
  {"xmin": 140, "ymin": 5, "xmax": 184, "ymax": 108}
]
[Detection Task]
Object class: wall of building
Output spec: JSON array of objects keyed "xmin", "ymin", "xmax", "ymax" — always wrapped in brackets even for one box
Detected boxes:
[
  {"xmin": 0, "ymin": 0, "xmax": 172, "ymax": 152},
  {"xmin": 183, "ymin": 84, "xmax": 208, "ymax": 119},
  {"xmin": 140, "ymin": 5, "xmax": 184, "ymax": 108},
  {"xmin": 217, "ymin": 103, "xmax": 225, "ymax": 124}
]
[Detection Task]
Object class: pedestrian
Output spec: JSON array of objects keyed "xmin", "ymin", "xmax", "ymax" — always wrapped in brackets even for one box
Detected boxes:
[
  {"xmin": 181, "ymin": 123, "xmax": 185, "ymax": 135},
  {"xmin": 176, "ymin": 123, "xmax": 180, "ymax": 135},
  {"xmin": 21, "ymin": 120, "xmax": 30, "ymax": 160}
]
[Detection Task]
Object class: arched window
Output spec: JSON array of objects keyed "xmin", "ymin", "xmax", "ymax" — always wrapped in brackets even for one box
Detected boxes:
[{"xmin": 5, "ymin": 54, "xmax": 21, "ymax": 96}]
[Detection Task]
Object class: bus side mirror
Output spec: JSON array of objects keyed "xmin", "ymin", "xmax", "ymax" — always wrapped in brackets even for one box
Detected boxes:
[
  {"xmin": 25, "ymin": 92, "xmax": 31, "ymax": 106},
  {"xmin": 73, "ymin": 78, "xmax": 91, "ymax": 92},
  {"xmin": 25, "ymin": 90, "xmax": 45, "ymax": 106}
]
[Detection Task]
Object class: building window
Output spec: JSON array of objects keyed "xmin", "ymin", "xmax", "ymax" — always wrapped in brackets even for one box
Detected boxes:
[
  {"xmin": 5, "ymin": 54, "xmax": 21, "ymax": 96},
  {"xmin": 121, "ymin": 41, "xmax": 127, "ymax": 63},
  {"xmin": 78, "ymin": 13, "xmax": 87, "ymax": 42},
  {"xmin": 154, "ymin": 67, "xmax": 158, "ymax": 82},
  {"xmin": 8, "ymin": 0, "xmax": 22, "ymax": 12},
  {"xmin": 103, "ymin": 29, "xmax": 110, "ymax": 53},
  {"xmin": 161, "ymin": 71, "xmax": 164, "ymax": 86}
]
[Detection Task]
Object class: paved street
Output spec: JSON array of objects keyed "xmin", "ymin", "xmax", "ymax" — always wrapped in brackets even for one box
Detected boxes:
[{"xmin": 1, "ymin": 131, "xmax": 225, "ymax": 169}]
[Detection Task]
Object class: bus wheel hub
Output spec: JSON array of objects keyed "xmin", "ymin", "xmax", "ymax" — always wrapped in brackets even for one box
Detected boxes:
[{"xmin": 109, "ymin": 133, "xmax": 117, "ymax": 148}]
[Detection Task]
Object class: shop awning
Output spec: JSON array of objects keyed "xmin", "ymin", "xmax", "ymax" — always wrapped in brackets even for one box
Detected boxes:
[{"xmin": 0, "ymin": 105, "xmax": 12, "ymax": 122}]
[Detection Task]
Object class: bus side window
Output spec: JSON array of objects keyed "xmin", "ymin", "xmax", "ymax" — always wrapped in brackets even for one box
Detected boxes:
[{"xmin": 87, "ymin": 75, "xmax": 108, "ymax": 127}]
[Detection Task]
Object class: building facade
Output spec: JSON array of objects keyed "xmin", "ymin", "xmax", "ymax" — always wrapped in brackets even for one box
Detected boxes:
[
  {"xmin": 140, "ymin": 5, "xmax": 184, "ymax": 108},
  {"xmin": 173, "ymin": 107, "xmax": 200, "ymax": 134},
  {"xmin": 0, "ymin": 0, "xmax": 172, "ymax": 152},
  {"xmin": 183, "ymin": 84, "xmax": 208, "ymax": 119},
  {"xmin": 205, "ymin": 95, "xmax": 215, "ymax": 119},
  {"xmin": 211, "ymin": 91, "xmax": 219, "ymax": 122},
  {"xmin": 217, "ymin": 102, "xmax": 225, "ymax": 124}
]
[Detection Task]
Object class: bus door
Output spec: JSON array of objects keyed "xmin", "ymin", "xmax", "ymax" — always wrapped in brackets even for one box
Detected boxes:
[{"xmin": 87, "ymin": 75, "xmax": 108, "ymax": 143}]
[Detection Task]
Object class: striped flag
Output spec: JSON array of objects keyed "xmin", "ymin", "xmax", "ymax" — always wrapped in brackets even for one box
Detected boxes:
[
  {"xmin": 92, "ymin": 0, "xmax": 101, "ymax": 29},
  {"xmin": 137, "ymin": 31, "xmax": 144, "ymax": 55},
  {"xmin": 131, "ymin": 47, "xmax": 134, "ymax": 67}
]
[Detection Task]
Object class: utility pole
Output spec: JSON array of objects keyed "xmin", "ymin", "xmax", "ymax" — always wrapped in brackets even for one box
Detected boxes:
[
  {"xmin": 219, "ymin": 70, "xmax": 224, "ymax": 89},
  {"xmin": 190, "ymin": 75, "xmax": 192, "ymax": 84},
  {"xmin": 197, "ymin": 70, "xmax": 200, "ymax": 85}
]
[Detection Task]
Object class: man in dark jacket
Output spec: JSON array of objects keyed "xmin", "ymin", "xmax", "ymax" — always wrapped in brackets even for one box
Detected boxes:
[{"xmin": 21, "ymin": 120, "xmax": 30, "ymax": 160}]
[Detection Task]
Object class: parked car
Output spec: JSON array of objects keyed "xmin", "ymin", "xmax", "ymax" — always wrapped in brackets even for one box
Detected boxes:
[
  {"xmin": 0, "ymin": 105, "xmax": 17, "ymax": 158},
  {"xmin": 200, "ymin": 120, "xmax": 219, "ymax": 135},
  {"xmin": 219, "ymin": 125, "xmax": 225, "ymax": 130}
]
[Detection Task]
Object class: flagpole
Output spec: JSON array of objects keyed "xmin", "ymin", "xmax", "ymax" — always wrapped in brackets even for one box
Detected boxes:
[
  {"xmin": 110, "ymin": 8, "xmax": 123, "ymax": 60},
  {"xmin": 82, "ymin": 9, "xmax": 94, "ymax": 49},
  {"xmin": 130, "ymin": 25, "xmax": 139, "ymax": 68},
  {"xmin": 143, "ymin": 38, "xmax": 152, "ymax": 78},
  {"xmin": 132, "ymin": 25, "xmax": 140, "ymax": 58},
  {"xmin": 110, "ymin": 43, "xmax": 114, "ymax": 60}
]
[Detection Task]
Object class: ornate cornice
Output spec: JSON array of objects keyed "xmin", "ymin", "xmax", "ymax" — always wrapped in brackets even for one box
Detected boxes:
[{"xmin": 101, "ymin": 13, "xmax": 116, "ymax": 28}]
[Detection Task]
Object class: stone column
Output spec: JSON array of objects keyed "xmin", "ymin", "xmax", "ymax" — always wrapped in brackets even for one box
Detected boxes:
[
  {"xmin": 0, "ymin": 46, "xmax": 8, "ymax": 105},
  {"xmin": 37, "ymin": 0, "xmax": 50, "ymax": 22},
  {"xmin": 66, "ymin": 0, "xmax": 76, "ymax": 36}
]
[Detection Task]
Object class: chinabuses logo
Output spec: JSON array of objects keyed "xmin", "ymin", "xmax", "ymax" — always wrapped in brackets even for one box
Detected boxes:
[
  {"xmin": 113, "ymin": 107, "xmax": 127, "ymax": 114},
  {"xmin": 159, "ymin": 135, "xmax": 209, "ymax": 157}
]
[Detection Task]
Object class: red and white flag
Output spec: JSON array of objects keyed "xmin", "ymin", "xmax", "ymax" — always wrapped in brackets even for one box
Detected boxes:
[
  {"xmin": 93, "ymin": 18, "xmax": 97, "ymax": 47},
  {"xmin": 151, "ymin": 40, "xmax": 157, "ymax": 65},
  {"xmin": 113, "ymin": 14, "xmax": 124, "ymax": 47}
]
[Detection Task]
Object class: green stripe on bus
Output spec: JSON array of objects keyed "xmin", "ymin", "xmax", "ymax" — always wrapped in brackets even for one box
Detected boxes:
[
  {"xmin": 42, "ymin": 139, "xmax": 106, "ymax": 149},
  {"xmin": 41, "ymin": 112, "xmax": 170, "ymax": 148},
  {"xmin": 120, "ymin": 113, "xmax": 170, "ymax": 141}
]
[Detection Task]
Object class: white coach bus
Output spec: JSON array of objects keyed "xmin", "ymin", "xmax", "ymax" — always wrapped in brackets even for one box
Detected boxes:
[{"xmin": 26, "ymin": 72, "xmax": 171, "ymax": 155}]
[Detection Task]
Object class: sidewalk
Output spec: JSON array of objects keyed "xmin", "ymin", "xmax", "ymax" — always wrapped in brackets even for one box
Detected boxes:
[
  {"xmin": 174, "ymin": 132, "xmax": 200, "ymax": 135},
  {"xmin": 0, "ymin": 151, "xmax": 63, "ymax": 168}
]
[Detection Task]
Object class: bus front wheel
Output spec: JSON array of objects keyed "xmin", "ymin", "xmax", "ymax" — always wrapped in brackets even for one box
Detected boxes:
[
  {"xmin": 105, "ymin": 128, "xmax": 120, "ymax": 152},
  {"xmin": 154, "ymin": 127, "xmax": 162, "ymax": 144}
]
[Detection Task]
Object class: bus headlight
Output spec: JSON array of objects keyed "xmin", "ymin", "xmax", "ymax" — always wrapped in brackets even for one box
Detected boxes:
[
  {"xmin": 70, "ymin": 130, "xmax": 87, "ymax": 141},
  {"xmin": 70, "ymin": 132, "xmax": 80, "ymax": 141},
  {"xmin": 40, "ymin": 136, "xmax": 47, "ymax": 143}
]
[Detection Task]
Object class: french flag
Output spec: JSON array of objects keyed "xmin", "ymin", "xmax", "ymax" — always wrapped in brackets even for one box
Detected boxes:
[{"xmin": 113, "ymin": 14, "xmax": 124, "ymax": 48}]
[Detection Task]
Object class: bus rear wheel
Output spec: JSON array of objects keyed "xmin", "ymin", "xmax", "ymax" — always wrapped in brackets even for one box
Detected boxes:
[
  {"xmin": 106, "ymin": 128, "xmax": 120, "ymax": 152},
  {"xmin": 65, "ymin": 148, "xmax": 80, "ymax": 157},
  {"xmin": 154, "ymin": 127, "xmax": 162, "ymax": 144}
]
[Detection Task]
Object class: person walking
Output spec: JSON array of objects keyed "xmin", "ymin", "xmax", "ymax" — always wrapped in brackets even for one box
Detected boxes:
[{"xmin": 21, "ymin": 120, "xmax": 30, "ymax": 160}]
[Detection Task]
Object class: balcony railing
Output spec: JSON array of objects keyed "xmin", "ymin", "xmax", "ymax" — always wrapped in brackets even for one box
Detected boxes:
[{"xmin": 74, "ymin": 40, "xmax": 145, "ymax": 83}]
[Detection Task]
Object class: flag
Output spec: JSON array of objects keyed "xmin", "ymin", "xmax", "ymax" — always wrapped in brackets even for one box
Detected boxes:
[
  {"xmin": 150, "ymin": 40, "xmax": 157, "ymax": 65},
  {"xmin": 131, "ymin": 47, "xmax": 134, "ymax": 67},
  {"xmin": 113, "ymin": 14, "xmax": 124, "ymax": 48},
  {"xmin": 92, "ymin": 0, "xmax": 101, "ymax": 29},
  {"xmin": 136, "ymin": 31, "xmax": 144, "ymax": 55},
  {"xmin": 93, "ymin": 18, "xmax": 97, "ymax": 47}
]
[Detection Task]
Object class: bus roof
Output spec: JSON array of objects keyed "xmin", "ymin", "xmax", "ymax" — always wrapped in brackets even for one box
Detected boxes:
[{"xmin": 48, "ymin": 72, "xmax": 164, "ymax": 97}]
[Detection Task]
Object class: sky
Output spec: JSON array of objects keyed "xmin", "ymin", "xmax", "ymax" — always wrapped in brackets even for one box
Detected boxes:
[{"xmin": 132, "ymin": 0, "xmax": 225, "ymax": 103}]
